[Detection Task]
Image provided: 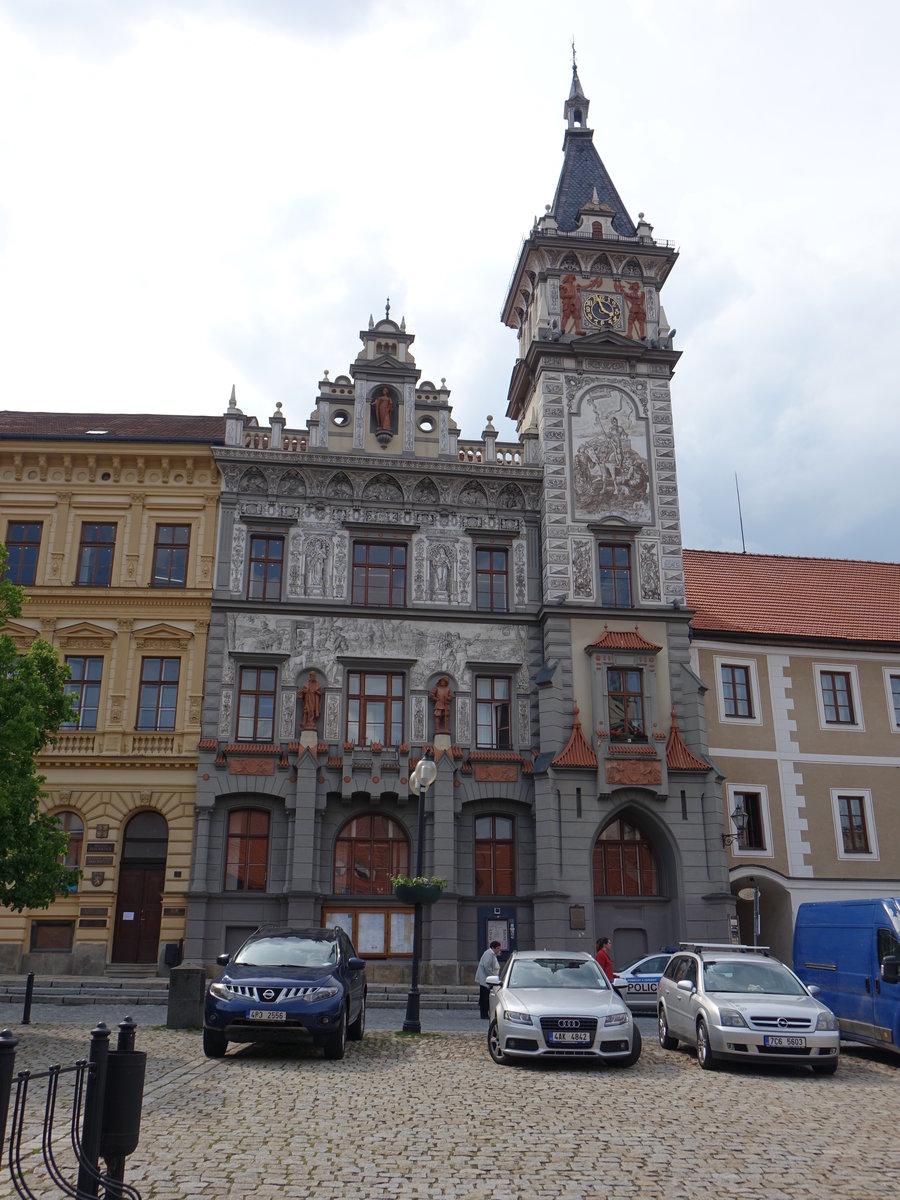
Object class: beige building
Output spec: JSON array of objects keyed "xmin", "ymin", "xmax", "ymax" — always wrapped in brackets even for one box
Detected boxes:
[
  {"xmin": 0, "ymin": 412, "xmax": 223, "ymax": 974},
  {"xmin": 684, "ymin": 550, "xmax": 900, "ymax": 962}
]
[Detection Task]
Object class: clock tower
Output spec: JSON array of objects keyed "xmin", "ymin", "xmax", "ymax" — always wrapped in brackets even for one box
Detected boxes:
[{"xmin": 502, "ymin": 61, "xmax": 732, "ymax": 951}]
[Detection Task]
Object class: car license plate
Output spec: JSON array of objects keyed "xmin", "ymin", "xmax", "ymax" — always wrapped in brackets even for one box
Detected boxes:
[
  {"xmin": 248, "ymin": 1009, "xmax": 286, "ymax": 1021},
  {"xmin": 763, "ymin": 1035, "xmax": 805, "ymax": 1048},
  {"xmin": 549, "ymin": 1030, "xmax": 591, "ymax": 1045}
]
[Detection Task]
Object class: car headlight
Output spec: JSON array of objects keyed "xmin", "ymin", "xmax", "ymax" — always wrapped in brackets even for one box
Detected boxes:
[
  {"xmin": 208, "ymin": 981, "xmax": 231, "ymax": 1000},
  {"xmin": 302, "ymin": 985, "xmax": 341, "ymax": 1003},
  {"xmin": 502, "ymin": 1009, "xmax": 533, "ymax": 1026},
  {"xmin": 816, "ymin": 1010, "xmax": 838, "ymax": 1032},
  {"xmin": 718, "ymin": 1007, "xmax": 748, "ymax": 1028},
  {"xmin": 604, "ymin": 1011, "xmax": 628, "ymax": 1027}
]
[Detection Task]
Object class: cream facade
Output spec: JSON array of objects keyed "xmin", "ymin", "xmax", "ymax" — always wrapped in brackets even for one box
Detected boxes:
[{"xmin": 0, "ymin": 415, "xmax": 222, "ymax": 974}]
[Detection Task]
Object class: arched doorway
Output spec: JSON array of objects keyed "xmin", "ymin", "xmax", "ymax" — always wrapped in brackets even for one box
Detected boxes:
[
  {"xmin": 112, "ymin": 811, "xmax": 169, "ymax": 964},
  {"xmin": 593, "ymin": 810, "xmax": 675, "ymax": 967}
]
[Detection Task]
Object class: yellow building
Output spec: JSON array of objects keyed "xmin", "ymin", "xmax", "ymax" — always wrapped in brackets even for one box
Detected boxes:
[{"xmin": 0, "ymin": 412, "xmax": 223, "ymax": 974}]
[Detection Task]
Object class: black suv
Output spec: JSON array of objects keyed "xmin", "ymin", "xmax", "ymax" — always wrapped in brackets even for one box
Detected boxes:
[{"xmin": 203, "ymin": 926, "xmax": 367, "ymax": 1060}]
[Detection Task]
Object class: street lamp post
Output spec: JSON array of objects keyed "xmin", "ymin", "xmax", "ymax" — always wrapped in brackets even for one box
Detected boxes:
[{"xmin": 402, "ymin": 752, "xmax": 437, "ymax": 1033}]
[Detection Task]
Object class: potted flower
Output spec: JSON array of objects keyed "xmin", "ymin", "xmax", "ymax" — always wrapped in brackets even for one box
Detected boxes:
[{"xmin": 391, "ymin": 874, "xmax": 447, "ymax": 905}]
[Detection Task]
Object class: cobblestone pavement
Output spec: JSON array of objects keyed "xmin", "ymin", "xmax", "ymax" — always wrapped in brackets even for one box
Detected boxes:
[{"xmin": 2, "ymin": 1010, "xmax": 899, "ymax": 1200}]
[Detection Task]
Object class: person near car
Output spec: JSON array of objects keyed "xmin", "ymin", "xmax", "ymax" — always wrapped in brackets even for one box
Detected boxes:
[
  {"xmin": 595, "ymin": 936, "xmax": 615, "ymax": 982},
  {"xmin": 475, "ymin": 940, "xmax": 502, "ymax": 1018}
]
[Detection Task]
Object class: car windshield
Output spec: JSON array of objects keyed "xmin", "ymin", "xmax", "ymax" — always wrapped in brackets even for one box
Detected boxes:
[
  {"xmin": 508, "ymin": 957, "xmax": 609, "ymax": 990},
  {"xmin": 703, "ymin": 960, "xmax": 806, "ymax": 996},
  {"xmin": 235, "ymin": 936, "xmax": 338, "ymax": 968}
]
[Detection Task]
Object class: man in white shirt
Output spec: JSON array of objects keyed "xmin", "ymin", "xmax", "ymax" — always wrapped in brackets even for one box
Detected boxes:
[{"xmin": 475, "ymin": 940, "xmax": 502, "ymax": 1018}]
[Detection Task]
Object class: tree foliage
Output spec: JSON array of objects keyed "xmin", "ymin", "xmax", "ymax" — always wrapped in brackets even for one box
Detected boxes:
[{"xmin": 0, "ymin": 546, "xmax": 79, "ymax": 911}]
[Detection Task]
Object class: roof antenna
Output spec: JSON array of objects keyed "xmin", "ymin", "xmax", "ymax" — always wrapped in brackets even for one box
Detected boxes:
[{"xmin": 735, "ymin": 472, "xmax": 747, "ymax": 554}]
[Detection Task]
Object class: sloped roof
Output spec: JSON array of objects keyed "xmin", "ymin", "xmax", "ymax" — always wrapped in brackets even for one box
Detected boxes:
[
  {"xmin": 0, "ymin": 411, "xmax": 227, "ymax": 443},
  {"xmin": 683, "ymin": 549, "xmax": 900, "ymax": 645},
  {"xmin": 551, "ymin": 706, "xmax": 598, "ymax": 769},
  {"xmin": 586, "ymin": 626, "xmax": 662, "ymax": 653},
  {"xmin": 551, "ymin": 134, "xmax": 636, "ymax": 236},
  {"xmin": 666, "ymin": 710, "xmax": 710, "ymax": 773}
]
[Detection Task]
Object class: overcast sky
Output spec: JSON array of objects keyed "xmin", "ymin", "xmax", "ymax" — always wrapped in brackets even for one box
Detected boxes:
[{"xmin": 1, "ymin": 0, "xmax": 897, "ymax": 562}]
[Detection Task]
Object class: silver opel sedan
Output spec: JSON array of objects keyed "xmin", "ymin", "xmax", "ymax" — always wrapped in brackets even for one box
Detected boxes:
[{"xmin": 486, "ymin": 950, "xmax": 642, "ymax": 1067}]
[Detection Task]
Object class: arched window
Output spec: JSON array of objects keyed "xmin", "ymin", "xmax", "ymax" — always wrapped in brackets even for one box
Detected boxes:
[
  {"xmin": 475, "ymin": 815, "xmax": 515, "ymax": 895},
  {"xmin": 333, "ymin": 814, "xmax": 409, "ymax": 896},
  {"xmin": 593, "ymin": 818, "xmax": 660, "ymax": 896},
  {"xmin": 59, "ymin": 812, "xmax": 83, "ymax": 868},
  {"xmin": 224, "ymin": 808, "xmax": 270, "ymax": 892},
  {"xmin": 121, "ymin": 811, "xmax": 168, "ymax": 861}
]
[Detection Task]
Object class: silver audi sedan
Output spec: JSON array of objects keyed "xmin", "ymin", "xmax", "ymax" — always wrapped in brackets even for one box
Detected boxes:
[{"xmin": 486, "ymin": 950, "xmax": 642, "ymax": 1067}]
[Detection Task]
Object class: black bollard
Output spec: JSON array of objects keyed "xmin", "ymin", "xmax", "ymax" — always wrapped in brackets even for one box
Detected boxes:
[
  {"xmin": 0, "ymin": 1028, "xmax": 19, "ymax": 1159},
  {"xmin": 21, "ymin": 973, "xmax": 34, "ymax": 1025},
  {"xmin": 77, "ymin": 1022, "xmax": 111, "ymax": 1198}
]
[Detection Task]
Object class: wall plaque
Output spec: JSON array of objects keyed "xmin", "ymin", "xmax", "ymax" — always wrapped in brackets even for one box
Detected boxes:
[
  {"xmin": 86, "ymin": 842, "xmax": 115, "ymax": 853},
  {"xmin": 229, "ymin": 757, "xmax": 275, "ymax": 776},
  {"xmin": 473, "ymin": 764, "xmax": 518, "ymax": 783}
]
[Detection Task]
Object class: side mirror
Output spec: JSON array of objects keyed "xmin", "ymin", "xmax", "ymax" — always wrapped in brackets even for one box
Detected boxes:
[
  {"xmin": 882, "ymin": 955, "xmax": 900, "ymax": 984},
  {"xmin": 348, "ymin": 957, "xmax": 366, "ymax": 971},
  {"xmin": 485, "ymin": 974, "xmax": 502, "ymax": 987},
  {"xmin": 676, "ymin": 978, "xmax": 695, "ymax": 994},
  {"xmin": 807, "ymin": 983, "xmax": 821, "ymax": 996},
  {"xmin": 216, "ymin": 952, "xmax": 230, "ymax": 966}
]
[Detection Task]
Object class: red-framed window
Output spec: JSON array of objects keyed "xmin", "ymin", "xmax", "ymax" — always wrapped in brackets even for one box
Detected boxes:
[
  {"xmin": 598, "ymin": 543, "xmax": 632, "ymax": 607},
  {"xmin": 351, "ymin": 542, "xmax": 407, "ymax": 607},
  {"xmin": 333, "ymin": 814, "xmax": 410, "ymax": 896},
  {"xmin": 136, "ymin": 657, "xmax": 180, "ymax": 731},
  {"xmin": 721, "ymin": 664, "xmax": 753, "ymax": 719},
  {"xmin": 247, "ymin": 535, "xmax": 284, "ymax": 601},
  {"xmin": 475, "ymin": 815, "xmax": 514, "ymax": 895},
  {"xmin": 838, "ymin": 795, "xmax": 870, "ymax": 854},
  {"xmin": 475, "ymin": 548, "xmax": 508, "ymax": 612},
  {"xmin": 152, "ymin": 524, "xmax": 190, "ymax": 587},
  {"xmin": 608, "ymin": 668, "xmax": 645, "ymax": 741},
  {"xmin": 475, "ymin": 676, "xmax": 511, "ymax": 749},
  {"xmin": 593, "ymin": 819, "xmax": 660, "ymax": 896},
  {"xmin": 346, "ymin": 671, "xmax": 404, "ymax": 746},
  {"xmin": 224, "ymin": 808, "xmax": 270, "ymax": 891},
  {"xmin": 4, "ymin": 522, "xmax": 42, "ymax": 585},
  {"xmin": 821, "ymin": 671, "xmax": 855, "ymax": 724},
  {"xmin": 237, "ymin": 666, "xmax": 277, "ymax": 741}
]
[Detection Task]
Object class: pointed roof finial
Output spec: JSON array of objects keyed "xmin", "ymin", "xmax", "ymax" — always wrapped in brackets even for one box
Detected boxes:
[
  {"xmin": 385, "ymin": 297, "xmax": 391, "ymax": 319},
  {"xmin": 229, "ymin": 384, "xmax": 237, "ymax": 409}
]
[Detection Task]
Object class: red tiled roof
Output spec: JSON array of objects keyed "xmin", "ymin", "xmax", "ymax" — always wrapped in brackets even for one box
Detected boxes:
[
  {"xmin": 585, "ymin": 626, "xmax": 662, "ymax": 652},
  {"xmin": 0, "ymin": 411, "xmax": 226, "ymax": 443},
  {"xmin": 666, "ymin": 710, "xmax": 710, "ymax": 773},
  {"xmin": 552, "ymin": 707, "xmax": 598, "ymax": 769},
  {"xmin": 684, "ymin": 549, "xmax": 900, "ymax": 645}
]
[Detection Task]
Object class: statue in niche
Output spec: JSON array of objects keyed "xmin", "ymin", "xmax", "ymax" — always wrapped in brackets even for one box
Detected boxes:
[
  {"xmin": 430, "ymin": 676, "xmax": 453, "ymax": 735},
  {"xmin": 298, "ymin": 670, "xmax": 323, "ymax": 730},
  {"xmin": 431, "ymin": 546, "xmax": 452, "ymax": 599},
  {"xmin": 372, "ymin": 387, "xmax": 394, "ymax": 431},
  {"xmin": 305, "ymin": 539, "xmax": 327, "ymax": 594}
]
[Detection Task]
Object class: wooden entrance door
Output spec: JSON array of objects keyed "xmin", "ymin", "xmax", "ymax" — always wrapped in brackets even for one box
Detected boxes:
[{"xmin": 112, "ymin": 865, "xmax": 165, "ymax": 963}]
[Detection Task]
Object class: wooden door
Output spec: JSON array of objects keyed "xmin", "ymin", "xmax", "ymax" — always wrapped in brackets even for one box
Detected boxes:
[{"xmin": 112, "ymin": 865, "xmax": 165, "ymax": 962}]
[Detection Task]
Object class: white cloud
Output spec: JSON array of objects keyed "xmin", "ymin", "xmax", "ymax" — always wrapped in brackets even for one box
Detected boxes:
[{"xmin": 1, "ymin": 0, "xmax": 898, "ymax": 560}]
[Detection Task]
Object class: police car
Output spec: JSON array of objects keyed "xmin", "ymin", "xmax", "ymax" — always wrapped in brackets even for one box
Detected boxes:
[{"xmin": 612, "ymin": 952, "xmax": 672, "ymax": 1012}]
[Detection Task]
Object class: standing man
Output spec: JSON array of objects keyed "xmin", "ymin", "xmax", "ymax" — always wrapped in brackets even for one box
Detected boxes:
[
  {"xmin": 595, "ymin": 936, "xmax": 615, "ymax": 983},
  {"xmin": 475, "ymin": 940, "xmax": 502, "ymax": 1019}
]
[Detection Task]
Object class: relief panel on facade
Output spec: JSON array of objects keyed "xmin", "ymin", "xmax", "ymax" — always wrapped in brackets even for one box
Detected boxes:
[
  {"xmin": 572, "ymin": 539, "xmax": 594, "ymax": 599},
  {"xmin": 637, "ymin": 540, "xmax": 662, "ymax": 603},
  {"xmin": 230, "ymin": 523, "xmax": 247, "ymax": 593},
  {"xmin": 569, "ymin": 386, "xmax": 651, "ymax": 524}
]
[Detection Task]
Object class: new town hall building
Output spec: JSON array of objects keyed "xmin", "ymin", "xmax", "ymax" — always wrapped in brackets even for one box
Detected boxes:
[{"xmin": 2, "ymin": 68, "xmax": 899, "ymax": 978}]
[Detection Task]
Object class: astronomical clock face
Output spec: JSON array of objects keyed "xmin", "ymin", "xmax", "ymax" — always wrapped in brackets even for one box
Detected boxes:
[{"xmin": 582, "ymin": 291, "xmax": 622, "ymax": 330}]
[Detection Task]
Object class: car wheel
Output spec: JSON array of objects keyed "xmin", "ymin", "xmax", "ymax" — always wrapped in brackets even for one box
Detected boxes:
[
  {"xmin": 811, "ymin": 1060, "xmax": 838, "ymax": 1076},
  {"xmin": 488, "ymin": 1020, "xmax": 512, "ymax": 1066},
  {"xmin": 658, "ymin": 1007, "xmax": 678, "ymax": 1051},
  {"xmin": 348, "ymin": 995, "xmax": 366, "ymax": 1041},
  {"xmin": 610, "ymin": 1023, "xmax": 642, "ymax": 1067},
  {"xmin": 323, "ymin": 1007, "xmax": 348, "ymax": 1060},
  {"xmin": 696, "ymin": 1018, "xmax": 718, "ymax": 1071},
  {"xmin": 202, "ymin": 1028, "xmax": 227, "ymax": 1058}
]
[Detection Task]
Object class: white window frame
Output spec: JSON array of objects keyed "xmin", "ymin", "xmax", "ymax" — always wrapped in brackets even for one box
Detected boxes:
[
  {"xmin": 814, "ymin": 663, "xmax": 864, "ymax": 732},
  {"xmin": 725, "ymin": 784, "xmax": 773, "ymax": 859},
  {"xmin": 883, "ymin": 668, "xmax": 900, "ymax": 733},
  {"xmin": 714, "ymin": 656, "xmax": 762, "ymax": 727},
  {"xmin": 830, "ymin": 788, "xmax": 879, "ymax": 861}
]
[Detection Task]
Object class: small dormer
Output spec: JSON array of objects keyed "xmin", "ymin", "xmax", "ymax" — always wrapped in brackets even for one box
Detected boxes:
[
  {"xmin": 564, "ymin": 63, "xmax": 590, "ymax": 133},
  {"xmin": 575, "ymin": 189, "xmax": 617, "ymax": 239},
  {"xmin": 357, "ymin": 307, "xmax": 417, "ymax": 368}
]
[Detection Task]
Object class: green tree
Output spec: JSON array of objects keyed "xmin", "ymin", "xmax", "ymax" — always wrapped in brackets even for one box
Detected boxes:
[{"xmin": 0, "ymin": 545, "xmax": 79, "ymax": 910}]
